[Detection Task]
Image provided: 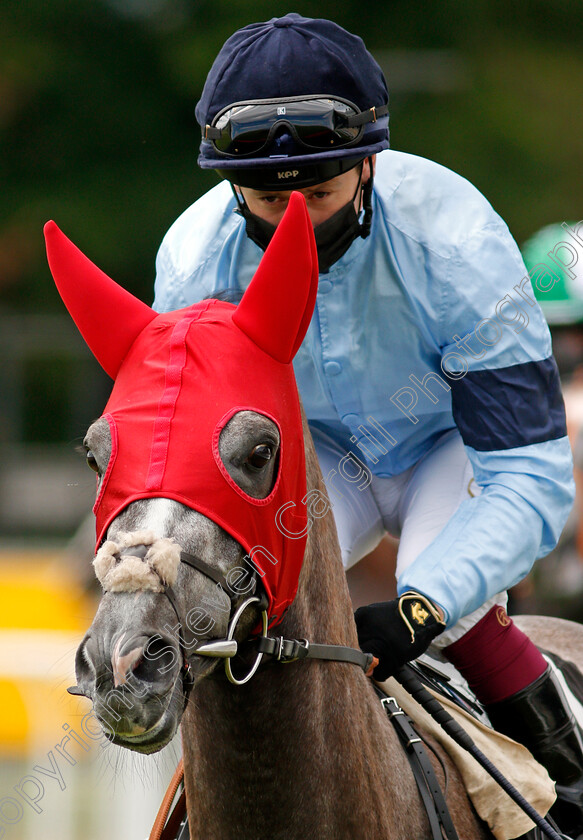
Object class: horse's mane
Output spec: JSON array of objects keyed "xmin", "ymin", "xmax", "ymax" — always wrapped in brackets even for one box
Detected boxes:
[{"xmin": 203, "ymin": 289, "xmax": 244, "ymax": 305}]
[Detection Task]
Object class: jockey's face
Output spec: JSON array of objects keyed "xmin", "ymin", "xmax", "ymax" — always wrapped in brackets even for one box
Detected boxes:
[{"xmin": 238, "ymin": 157, "xmax": 373, "ymax": 229}]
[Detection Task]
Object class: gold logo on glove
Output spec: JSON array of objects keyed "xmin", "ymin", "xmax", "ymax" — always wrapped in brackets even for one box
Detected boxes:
[
  {"xmin": 399, "ymin": 591, "xmax": 446, "ymax": 643},
  {"xmin": 410, "ymin": 601, "xmax": 430, "ymax": 626}
]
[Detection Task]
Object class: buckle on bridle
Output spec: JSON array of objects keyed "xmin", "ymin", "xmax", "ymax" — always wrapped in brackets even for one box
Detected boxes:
[
  {"xmin": 270, "ymin": 636, "xmax": 310, "ymax": 663},
  {"xmin": 275, "ymin": 635, "xmax": 285, "ymax": 661}
]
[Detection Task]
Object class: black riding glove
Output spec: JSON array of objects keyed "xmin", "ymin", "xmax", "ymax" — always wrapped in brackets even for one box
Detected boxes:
[{"xmin": 354, "ymin": 591, "xmax": 446, "ymax": 681}]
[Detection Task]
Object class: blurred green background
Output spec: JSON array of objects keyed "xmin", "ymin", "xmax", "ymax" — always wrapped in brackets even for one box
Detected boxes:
[{"xmin": 0, "ymin": 1, "xmax": 582, "ymax": 837}]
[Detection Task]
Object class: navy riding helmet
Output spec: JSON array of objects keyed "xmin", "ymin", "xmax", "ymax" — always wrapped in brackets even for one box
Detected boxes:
[{"xmin": 196, "ymin": 13, "xmax": 390, "ymax": 190}]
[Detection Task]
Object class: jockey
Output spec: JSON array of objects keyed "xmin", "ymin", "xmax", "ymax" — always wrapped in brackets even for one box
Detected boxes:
[{"xmin": 152, "ymin": 14, "xmax": 582, "ymax": 835}]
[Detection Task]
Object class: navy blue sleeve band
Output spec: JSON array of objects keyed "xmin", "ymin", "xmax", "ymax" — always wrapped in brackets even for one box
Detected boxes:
[{"xmin": 450, "ymin": 356, "xmax": 567, "ymax": 451}]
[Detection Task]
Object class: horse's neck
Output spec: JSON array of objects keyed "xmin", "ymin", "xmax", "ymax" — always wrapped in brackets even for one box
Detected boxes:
[
  {"xmin": 286, "ymin": 423, "xmax": 360, "ymax": 640},
  {"xmin": 180, "ymin": 431, "xmax": 490, "ymax": 838},
  {"xmin": 180, "ymin": 449, "xmax": 427, "ymax": 838}
]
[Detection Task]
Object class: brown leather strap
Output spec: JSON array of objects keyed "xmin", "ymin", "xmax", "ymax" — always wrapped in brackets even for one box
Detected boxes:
[
  {"xmin": 149, "ymin": 759, "xmax": 185, "ymax": 840},
  {"xmin": 160, "ymin": 790, "xmax": 187, "ymax": 840}
]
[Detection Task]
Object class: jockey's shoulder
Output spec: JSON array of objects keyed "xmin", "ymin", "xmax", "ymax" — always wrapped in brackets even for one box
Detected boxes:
[{"xmin": 374, "ymin": 150, "xmax": 511, "ymax": 259}]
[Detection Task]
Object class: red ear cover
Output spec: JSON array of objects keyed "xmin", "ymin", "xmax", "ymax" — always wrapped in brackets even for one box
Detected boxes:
[
  {"xmin": 44, "ymin": 221, "xmax": 156, "ymax": 379},
  {"xmin": 233, "ymin": 192, "xmax": 319, "ymax": 364}
]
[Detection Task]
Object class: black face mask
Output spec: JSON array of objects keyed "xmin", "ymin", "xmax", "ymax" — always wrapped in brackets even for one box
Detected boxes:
[{"xmin": 234, "ymin": 168, "xmax": 372, "ymax": 274}]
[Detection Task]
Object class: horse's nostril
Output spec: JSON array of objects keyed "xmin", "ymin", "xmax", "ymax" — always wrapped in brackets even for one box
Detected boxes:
[
  {"xmin": 111, "ymin": 634, "xmax": 148, "ymax": 688},
  {"xmin": 112, "ymin": 634, "xmax": 178, "ymax": 687},
  {"xmin": 75, "ymin": 635, "xmax": 97, "ymax": 689},
  {"xmin": 134, "ymin": 636, "xmax": 179, "ymax": 683}
]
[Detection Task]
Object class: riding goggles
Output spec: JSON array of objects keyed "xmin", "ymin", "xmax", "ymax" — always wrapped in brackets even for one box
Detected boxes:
[{"xmin": 204, "ymin": 95, "xmax": 390, "ymax": 158}]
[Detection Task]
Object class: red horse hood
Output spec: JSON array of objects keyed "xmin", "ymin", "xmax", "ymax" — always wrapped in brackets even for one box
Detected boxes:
[{"xmin": 45, "ymin": 193, "xmax": 319, "ymax": 626}]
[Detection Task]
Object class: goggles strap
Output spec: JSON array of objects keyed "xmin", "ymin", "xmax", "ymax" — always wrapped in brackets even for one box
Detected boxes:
[
  {"xmin": 360, "ymin": 157, "xmax": 375, "ymax": 239},
  {"xmin": 343, "ymin": 103, "xmax": 389, "ymax": 127}
]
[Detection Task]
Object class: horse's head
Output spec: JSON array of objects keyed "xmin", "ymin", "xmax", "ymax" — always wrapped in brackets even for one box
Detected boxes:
[{"xmin": 45, "ymin": 194, "xmax": 319, "ymax": 753}]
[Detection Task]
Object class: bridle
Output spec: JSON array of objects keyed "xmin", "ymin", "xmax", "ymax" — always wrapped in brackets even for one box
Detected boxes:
[
  {"xmin": 161, "ymin": 549, "xmax": 268, "ymax": 698},
  {"xmin": 169, "ymin": 550, "xmax": 374, "ymax": 703}
]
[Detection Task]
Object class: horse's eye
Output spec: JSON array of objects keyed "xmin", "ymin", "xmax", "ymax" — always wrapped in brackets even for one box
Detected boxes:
[
  {"xmin": 86, "ymin": 450, "xmax": 99, "ymax": 473},
  {"xmin": 246, "ymin": 444, "xmax": 273, "ymax": 471}
]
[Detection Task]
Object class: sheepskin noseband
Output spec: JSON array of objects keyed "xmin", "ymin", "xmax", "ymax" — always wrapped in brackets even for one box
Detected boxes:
[{"xmin": 93, "ymin": 531, "xmax": 181, "ymax": 594}]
